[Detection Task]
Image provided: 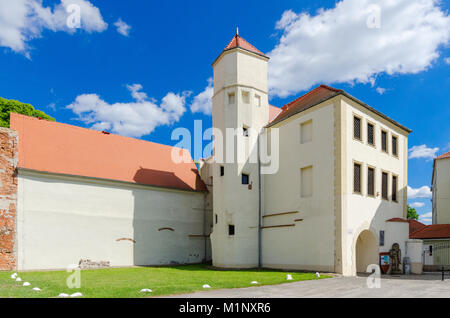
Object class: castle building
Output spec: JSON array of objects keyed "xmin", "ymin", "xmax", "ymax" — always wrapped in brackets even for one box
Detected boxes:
[{"xmin": 0, "ymin": 32, "xmax": 414, "ymax": 276}]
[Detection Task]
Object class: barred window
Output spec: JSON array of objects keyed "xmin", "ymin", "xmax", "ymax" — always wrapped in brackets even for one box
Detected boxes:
[
  {"xmin": 367, "ymin": 167, "xmax": 375, "ymax": 196},
  {"xmin": 392, "ymin": 136, "xmax": 398, "ymax": 156},
  {"xmin": 392, "ymin": 175, "xmax": 398, "ymax": 201},
  {"xmin": 381, "ymin": 130, "xmax": 387, "ymax": 152},
  {"xmin": 367, "ymin": 123, "xmax": 374, "ymax": 145},
  {"xmin": 382, "ymin": 172, "xmax": 388, "ymax": 199},
  {"xmin": 353, "ymin": 116, "xmax": 361, "ymax": 140},
  {"xmin": 354, "ymin": 163, "xmax": 361, "ymax": 194}
]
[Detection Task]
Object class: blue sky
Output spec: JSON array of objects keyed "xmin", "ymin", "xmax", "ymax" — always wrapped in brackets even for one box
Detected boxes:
[{"xmin": 0, "ymin": 0, "xmax": 449, "ymax": 223}]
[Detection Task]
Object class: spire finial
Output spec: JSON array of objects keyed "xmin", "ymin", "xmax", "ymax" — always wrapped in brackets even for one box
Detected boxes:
[{"xmin": 236, "ymin": 27, "xmax": 239, "ymax": 36}]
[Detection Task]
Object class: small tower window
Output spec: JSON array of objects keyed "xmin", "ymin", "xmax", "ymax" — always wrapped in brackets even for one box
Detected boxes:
[
  {"xmin": 220, "ymin": 166, "xmax": 224, "ymax": 176},
  {"xmin": 228, "ymin": 92, "xmax": 235, "ymax": 104},
  {"xmin": 215, "ymin": 214, "xmax": 218, "ymax": 224},
  {"xmin": 242, "ymin": 91, "xmax": 250, "ymax": 104},
  {"xmin": 243, "ymin": 126, "xmax": 249, "ymax": 137},
  {"xmin": 255, "ymin": 95, "xmax": 261, "ymax": 107},
  {"xmin": 242, "ymin": 173, "xmax": 249, "ymax": 185},
  {"xmin": 228, "ymin": 224, "xmax": 235, "ymax": 236}
]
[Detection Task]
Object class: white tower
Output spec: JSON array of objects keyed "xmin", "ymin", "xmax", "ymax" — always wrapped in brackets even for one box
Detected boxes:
[{"xmin": 210, "ymin": 31, "xmax": 269, "ymax": 267}]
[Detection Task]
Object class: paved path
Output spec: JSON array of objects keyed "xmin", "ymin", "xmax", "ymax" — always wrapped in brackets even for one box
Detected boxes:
[{"xmin": 164, "ymin": 274, "xmax": 450, "ymax": 298}]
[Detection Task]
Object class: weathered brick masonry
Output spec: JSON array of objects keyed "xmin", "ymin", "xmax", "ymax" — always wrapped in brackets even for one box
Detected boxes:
[{"xmin": 0, "ymin": 127, "xmax": 18, "ymax": 270}]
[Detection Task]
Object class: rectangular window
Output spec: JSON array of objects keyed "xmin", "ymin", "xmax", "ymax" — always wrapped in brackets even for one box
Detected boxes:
[
  {"xmin": 353, "ymin": 116, "xmax": 361, "ymax": 140},
  {"xmin": 243, "ymin": 126, "xmax": 249, "ymax": 137},
  {"xmin": 353, "ymin": 163, "xmax": 361, "ymax": 194},
  {"xmin": 367, "ymin": 123, "xmax": 374, "ymax": 146},
  {"xmin": 242, "ymin": 91, "xmax": 250, "ymax": 104},
  {"xmin": 242, "ymin": 173, "xmax": 249, "ymax": 185},
  {"xmin": 392, "ymin": 175, "xmax": 397, "ymax": 201},
  {"xmin": 367, "ymin": 167, "xmax": 375, "ymax": 196},
  {"xmin": 228, "ymin": 92, "xmax": 235, "ymax": 104},
  {"xmin": 215, "ymin": 214, "xmax": 218, "ymax": 224},
  {"xmin": 301, "ymin": 166, "xmax": 313, "ymax": 197},
  {"xmin": 381, "ymin": 130, "xmax": 387, "ymax": 152},
  {"xmin": 382, "ymin": 172, "xmax": 388, "ymax": 200},
  {"xmin": 228, "ymin": 224, "xmax": 235, "ymax": 236},
  {"xmin": 255, "ymin": 95, "xmax": 261, "ymax": 107},
  {"xmin": 220, "ymin": 166, "xmax": 224, "ymax": 176},
  {"xmin": 379, "ymin": 230, "xmax": 385, "ymax": 246},
  {"xmin": 392, "ymin": 136, "xmax": 398, "ymax": 156},
  {"xmin": 300, "ymin": 120, "xmax": 312, "ymax": 144}
]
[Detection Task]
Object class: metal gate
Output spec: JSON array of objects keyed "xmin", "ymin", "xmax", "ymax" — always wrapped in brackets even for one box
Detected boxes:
[{"xmin": 423, "ymin": 242, "xmax": 450, "ymax": 271}]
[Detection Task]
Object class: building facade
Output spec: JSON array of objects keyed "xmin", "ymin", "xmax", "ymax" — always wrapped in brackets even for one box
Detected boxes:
[
  {"xmin": 432, "ymin": 151, "xmax": 450, "ymax": 224},
  {"xmin": 210, "ymin": 33, "xmax": 412, "ymax": 276}
]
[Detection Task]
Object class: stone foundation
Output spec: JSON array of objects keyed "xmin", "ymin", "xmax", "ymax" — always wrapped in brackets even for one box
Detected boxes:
[{"xmin": 0, "ymin": 128, "xmax": 18, "ymax": 270}]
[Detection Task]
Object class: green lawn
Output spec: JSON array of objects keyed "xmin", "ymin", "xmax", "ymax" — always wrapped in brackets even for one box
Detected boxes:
[{"xmin": 0, "ymin": 264, "xmax": 330, "ymax": 298}]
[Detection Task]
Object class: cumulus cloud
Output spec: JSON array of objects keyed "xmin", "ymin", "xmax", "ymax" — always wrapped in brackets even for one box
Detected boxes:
[
  {"xmin": 114, "ymin": 18, "xmax": 131, "ymax": 36},
  {"xmin": 445, "ymin": 57, "xmax": 450, "ymax": 65},
  {"xmin": 190, "ymin": 78, "xmax": 213, "ymax": 115},
  {"xmin": 408, "ymin": 144, "xmax": 439, "ymax": 160},
  {"xmin": 410, "ymin": 202, "xmax": 425, "ymax": 208},
  {"xmin": 408, "ymin": 185, "xmax": 432, "ymax": 199},
  {"xmin": 419, "ymin": 212, "xmax": 432, "ymax": 224},
  {"xmin": 66, "ymin": 84, "xmax": 190, "ymax": 138},
  {"xmin": 268, "ymin": 0, "xmax": 450, "ymax": 97},
  {"xmin": 376, "ymin": 87, "xmax": 387, "ymax": 95},
  {"xmin": 0, "ymin": 0, "xmax": 107, "ymax": 56}
]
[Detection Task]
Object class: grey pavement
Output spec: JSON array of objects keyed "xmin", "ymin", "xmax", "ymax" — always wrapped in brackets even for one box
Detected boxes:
[{"xmin": 163, "ymin": 273, "xmax": 450, "ymax": 298}]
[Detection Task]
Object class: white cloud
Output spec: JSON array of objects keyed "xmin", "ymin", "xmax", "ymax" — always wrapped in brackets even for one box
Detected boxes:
[
  {"xmin": 66, "ymin": 84, "xmax": 190, "ymax": 138},
  {"xmin": 408, "ymin": 144, "xmax": 439, "ymax": 160},
  {"xmin": 268, "ymin": 0, "xmax": 450, "ymax": 97},
  {"xmin": 114, "ymin": 18, "xmax": 131, "ymax": 37},
  {"xmin": 0, "ymin": 0, "xmax": 107, "ymax": 56},
  {"xmin": 445, "ymin": 57, "xmax": 450, "ymax": 65},
  {"xmin": 376, "ymin": 87, "xmax": 386, "ymax": 95},
  {"xmin": 190, "ymin": 78, "xmax": 213, "ymax": 115},
  {"xmin": 419, "ymin": 212, "xmax": 432, "ymax": 224},
  {"xmin": 408, "ymin": 185, "xmax": 432, "ymax": 199},
  {"xmin": 410, "ymin": 202, "xmax": 425, "ymax": 208}
]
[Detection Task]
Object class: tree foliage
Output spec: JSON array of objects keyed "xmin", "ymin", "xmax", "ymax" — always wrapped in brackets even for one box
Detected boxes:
[
  {"xmin": 0, "ymin": 97, "xmax": 55, "ymax": 128},
  {"xmin": 407, "ymin": 205, "xmax": 419, "ymax": 220}
]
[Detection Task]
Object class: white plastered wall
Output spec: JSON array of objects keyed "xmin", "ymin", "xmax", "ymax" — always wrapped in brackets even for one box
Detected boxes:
[{"xmin": 16, "ymin": 170, "xmax": 209, "ymax": 270}]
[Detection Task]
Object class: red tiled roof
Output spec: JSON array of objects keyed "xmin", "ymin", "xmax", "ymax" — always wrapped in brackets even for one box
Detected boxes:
[
  {"xmin": 436, "ymin": 151, "xmax": 450, "ymax": 160},
  {"xmin": 386, "ymin": 217, "xmax": 409, "ymax": 223},
  {"xmin": 269, "ymin": 105, "xmax": 282, "ymax": 123},
  {"xmin": 269, "ymin": 85, "xmax": 341, "ymax": 126},
  {"xmin": 10, "ymin": 113, "xmax": 207, "ymax": 192},
  {"xmin": 409, "ymin": 219, "xmax": 427, "ymax": 235},
  {"xmin": 410, "ymin": 224, "xmax": 450, "ymax": 239},
  {"xmin": 223, "ymin": 34, "xmax": 268, "ymax": 58}
]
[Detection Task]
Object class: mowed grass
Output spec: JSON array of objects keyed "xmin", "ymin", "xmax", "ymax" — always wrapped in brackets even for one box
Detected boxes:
[{"xmin": 0, "ymin": 264, "xmax": 330, "ymax": 298}]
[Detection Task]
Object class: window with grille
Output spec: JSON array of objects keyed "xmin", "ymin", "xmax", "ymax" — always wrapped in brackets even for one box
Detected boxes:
[
  {"xmin": 354, "ymin": 163, "xmax": 361, "ymax": 194},
  {"xmin": 367, "ymin": 167, "xmax": 375, "ymax": 196},
  {"xmin": 353, "ymin": 116, "xmax": 361, "ymax": 140},
  {"xmin": 367, "ymin": 123, "xmax": 374, "ymax": 145},
  {"xmin": 392, "ymin": 136, "xmax": 398, "ymax": 156},
  {"xmin": 382, "ymin": 172, "xmax": 388, "ymax": 199},
  {"xmin": 392, "ymin": 175, "xmax": 397, "ymax": 201},
  {"xmin": 381, "ymin": 130, "xmax": 387, "ymax": 152}
]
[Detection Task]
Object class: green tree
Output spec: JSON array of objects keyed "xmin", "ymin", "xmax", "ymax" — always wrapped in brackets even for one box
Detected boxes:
[
  {"xmin": 0, "ymin": 97, "xmax": 55, "ymax": 128},
  {"xmin": 407, "ymin": 205, "xmax": 419, "ymax": 220}
]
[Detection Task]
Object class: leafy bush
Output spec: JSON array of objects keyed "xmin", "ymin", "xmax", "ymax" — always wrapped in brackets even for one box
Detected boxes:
[{"xmin": 0, "ymin": 97, "xmax": 55, "ymax": 128}]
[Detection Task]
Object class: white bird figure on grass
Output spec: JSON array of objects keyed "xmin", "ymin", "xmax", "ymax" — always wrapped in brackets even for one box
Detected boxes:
[
  {"xmin": 23, "ymin": 282, "xmax": 31, "ymax": 287},
  {"xmin": 58, "ymin": 293, "xmax": 69, "ymax": 298},
  {"xmin": 32, "ymin": 287, "xmax": 41, "ymax": 291},
  {"xmin": 140, "ymin": 289, "xmax": 152, "ymax": 293},
  {"xmin": 202, "ymin": 284, "xmax": 211, "ymax": 288},
  {"xmin": 11, "ymin": 273, "xmax": 17, "ymax": 279},
  {"xmin": 70, "ymin": 292, "xmax": 83, "ymax": 297},
  {"xmin": 15, "ymin": 277, "xmax": 22, "ymax": 282},
  {"xmin": 315, "ymin": 272, "xmax": 320, "ymax": 278},
  {"xmin": 286, "ymin": 274, "xmax": 293, "ymax": 280},
  {"xmin": 250, "ymin": 281, "xmax": 258, "ymax": 285}
]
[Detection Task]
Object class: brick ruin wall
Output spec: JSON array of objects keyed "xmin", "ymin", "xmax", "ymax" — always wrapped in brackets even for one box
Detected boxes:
[{"xmin": 0, "ymin": 127, "xmax": 18, "ymax": 270}]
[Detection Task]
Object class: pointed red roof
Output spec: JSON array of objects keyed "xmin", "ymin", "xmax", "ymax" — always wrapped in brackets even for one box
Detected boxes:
[
  {"xmin": 223, "ymin": 34, "xmax": 268, "ymax": 57},
  {"xmin": 436, "ymin": 151, "xmax": 450, "ymax": 160}
]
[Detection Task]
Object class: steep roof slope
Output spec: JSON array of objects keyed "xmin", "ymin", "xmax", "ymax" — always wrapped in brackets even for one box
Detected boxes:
[{"xmin": 10, "ymin": 113, "xmax": 207, "ymax": 192}]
